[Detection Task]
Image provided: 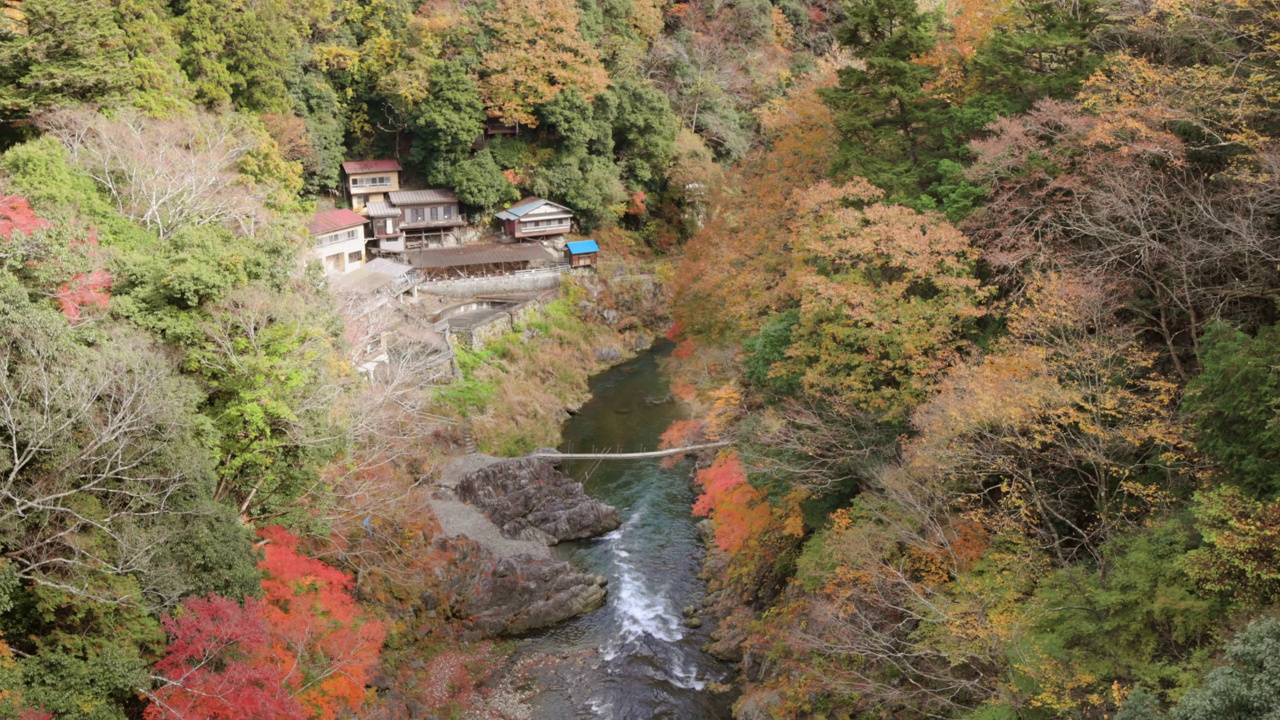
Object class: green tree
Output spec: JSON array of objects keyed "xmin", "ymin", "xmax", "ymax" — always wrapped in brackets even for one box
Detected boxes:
[
  {"xmin": 406, "ymin": 61, "xmax": 486, "ymax": 178},
  {"xmin": 288, "ymin": 70, "xmax": 348, "ymax": 193},
  {"xmin": 1023, "ymin": 519, "xmax": 1227, "ymax": 707},
  {"xmin": 2, "ymin": 580, "xmax": 160, "ymax": 720},
  {"xmin": 610, "ymin": 77, "xmax": 678, "ymax": 189},
  {"xmin": 176, "ymin": 0, "xmax": 300, "ymax": 112},
  {"xmin": 1173, "ymin": 618, "xmax": 1280, "ymax": 720},
  {"xmin": 0, "ymin": 0, "xmax": 133, "ymax": 128},
  {"xmin": 1184, "ymin": 321, "xmax": 1280, "ymax": 497},
  {"xmin": 741, "ymin": 310, "xmax": 803, "ymax": 399},
  {"xmin": 450, "ymin": 147, "xmax": 519, "ymax": 209},
  {"xmin": 823, "ymin": 0, "xmax": 941, "ymax": 200},
  {"xmin": 112, "ymin": 0, "xmax": 191, "ymax": 115},
  {"xmin": 184, "ymin": 287, "xmax": 345, "ymax": 522}
]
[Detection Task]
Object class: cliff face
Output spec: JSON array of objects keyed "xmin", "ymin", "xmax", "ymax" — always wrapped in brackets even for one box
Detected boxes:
[{"xmin": 455, "ymin": 457, "xmax": 621, "ymax": 544}]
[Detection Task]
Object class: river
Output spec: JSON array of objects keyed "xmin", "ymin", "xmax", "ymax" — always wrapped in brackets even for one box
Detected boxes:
[{"xmin": 516, "ymin": 342, "xmax": 737, "ymax": 719}]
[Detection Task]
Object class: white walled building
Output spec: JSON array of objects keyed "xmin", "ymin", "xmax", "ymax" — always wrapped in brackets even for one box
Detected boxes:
[{"xmin": 308, "ymin": 209, "xmax": 370, "ymax": 274}]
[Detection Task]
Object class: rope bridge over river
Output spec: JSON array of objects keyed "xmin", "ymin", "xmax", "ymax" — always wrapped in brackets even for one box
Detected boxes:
[{"xmin": 526, "ymin": 440, "xmax": 734, "ymax": 461}]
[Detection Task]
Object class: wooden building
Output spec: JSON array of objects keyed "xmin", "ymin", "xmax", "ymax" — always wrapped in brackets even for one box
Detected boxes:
[
  {"xmin": 496, "ymin": 197, "xmax": 574, "ymax": 239},
  {"xmin": 308, "ymin": 209, "xmax": 369, "ymax": 274},
  {"xmin": 366, "ymin": 189, "xmax": 467, "ymax": 253},
  {"xmin": 342, "ymin": 159, "xmax": 402, "ymax": 212},
  {"xmin": 391, "ymin": 188, "xmax": 466, "ymax": 239},
  {"xmin": 564, "ymin": 239, "xmax": 599, "ymax": 268},
  {"xmin": 402, "ymin": 243, "xmax": 558, "ymax": 279}
]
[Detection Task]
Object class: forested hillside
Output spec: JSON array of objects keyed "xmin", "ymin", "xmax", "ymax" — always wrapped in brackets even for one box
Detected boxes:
[
  {"xmin": 667, "ymin": 0, "xmax": 1280, "ymax": 718},
  {"xmin": 0, "ymin": 0, "xmax": 820, "ymax": 716},
  {"xmin": 4, "ymin": 0, "xmax": 1280, "ymax": 717}
]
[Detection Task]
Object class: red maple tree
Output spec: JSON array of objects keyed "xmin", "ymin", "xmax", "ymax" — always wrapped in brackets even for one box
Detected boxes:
[
  {"xmin": 148, "ymin": 527, "xmax": 385, "ymax": 720},
  {"xmin": 146, "ymin": 595, "xmax": 304, "ymax": 720},
  {"xmin": 692, "ymin": 452, "xmax": 774, "ymax": 553},
  {"xmin": 0, "ymin": 195, "xmax": 112, "ymax": 321},
  {"xmin": 258, "ymin": 525, "xmax": 386, "ymax": 720},
  {"xmin": 0, "ymin": 196, "xmax": 48, "ymax": 238}
]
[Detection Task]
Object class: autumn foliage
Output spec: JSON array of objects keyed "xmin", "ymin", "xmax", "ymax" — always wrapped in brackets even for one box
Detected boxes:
[
  {"xmin": 692, "ymin": 452, "xmax": 802, "ymax": 555},
  {"xmin": 478, "ymin": 0, "xmax": 609, "ymax": 127},
  {"xmin": 148, "ymin": 527, "xmax": 385, "ymax": 720},
  {"xmin": 146, "ymin": 596, "xmax": 303, "ymax": 720},
  {"xmin": 257, "ymin": 526, "xmax": 385, "ymax": 719},
  {"xmin": 0, "ymin": 196, "xmax": 112, "ymax": 321}
]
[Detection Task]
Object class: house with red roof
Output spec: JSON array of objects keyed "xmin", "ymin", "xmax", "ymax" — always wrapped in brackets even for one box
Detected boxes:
[
  {"xmin": 308, "ymin": 209, "xmax": 369, "ymax": 274},
  {"xmin": 342, "ymin": 159, "xmax": 402, "ymax": 213}
]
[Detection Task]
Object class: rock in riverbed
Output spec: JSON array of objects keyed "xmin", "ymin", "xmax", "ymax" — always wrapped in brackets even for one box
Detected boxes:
[
  {"xmin": 456, "ymin": 457, "xmax": 620, "ymax": 544},
  {"xmin": 431, "ymin": 536, "xmax": 608, "ymax": 636}
]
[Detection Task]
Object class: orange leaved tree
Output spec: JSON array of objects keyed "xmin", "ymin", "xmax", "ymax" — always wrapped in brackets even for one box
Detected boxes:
[
  {"xmin": 149, "ymin": 527, "xmax": 385, "ymax": 720},
  {"xmin": 257, "ymin": 526, "xmax": 385, "ymax": 719}
]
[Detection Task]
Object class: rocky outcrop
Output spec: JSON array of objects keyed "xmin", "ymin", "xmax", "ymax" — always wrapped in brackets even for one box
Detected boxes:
[
  {"xmin": 455, "ymin": 457, "xmax": 620, "ymax": 544},
  {"xmin": 429, "ymin": 536, "xmax": 608, "ymax": 636}
]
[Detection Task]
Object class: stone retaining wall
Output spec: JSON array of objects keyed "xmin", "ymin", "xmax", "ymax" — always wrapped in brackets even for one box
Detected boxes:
[
  {"xmin": 416, "ymin": 269, "xmax": 564, "ymax": 298},
  {"xmin": 448, "ymin": 294, "xmax": 553, "ymax": 351}
]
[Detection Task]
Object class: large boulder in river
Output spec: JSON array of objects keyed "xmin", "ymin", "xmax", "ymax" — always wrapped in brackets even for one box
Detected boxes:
[
  {"xmin": 455, "ymin": 457, "xmax": 620, "ymax": 544},
  {"xmin": 430, "ymin": 536, "xmax": 607, "ymax": 635}
]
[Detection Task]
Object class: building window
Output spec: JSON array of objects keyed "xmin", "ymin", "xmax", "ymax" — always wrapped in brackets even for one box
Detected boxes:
[
  {"xmin": 444, "ymin": 205, "xmax": 453, "ymax": 219},
  {"xmin": 430, "ymin": 206, "xmax": 439, "ymax": 221},
  {"xmin": 351, "ymin": 176, "xmax": 391, "ymax": 188},
  {"xmin": 347, "ymin": 250, "xmax": 363, "ymax": 265},
  {"xmin": 408, "ymin": 208, "xmax": 424, "ymax": 223}
]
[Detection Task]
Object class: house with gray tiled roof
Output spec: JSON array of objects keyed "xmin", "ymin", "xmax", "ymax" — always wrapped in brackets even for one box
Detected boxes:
[{"xmin": 496, "ymin": 197, "xmax": 573, "ymax": 239}]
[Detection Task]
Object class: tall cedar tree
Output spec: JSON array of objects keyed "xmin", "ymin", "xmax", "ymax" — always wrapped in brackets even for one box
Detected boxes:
[
  {"xmin": 822, "ymin": 0, "xmax": 941, "ymax": 200},
  {"xmin": 0, "ymin": 0, "xmax": 133, "ymax": 126}
]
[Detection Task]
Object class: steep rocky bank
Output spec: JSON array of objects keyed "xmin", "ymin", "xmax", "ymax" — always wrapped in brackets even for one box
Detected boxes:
[
  {"xmin": 456, "ymin": 456, "xmax": 621, "ymax": 544},
  {"xmin": 426, "ymin": 454, "xmax": 619, "ymax": 638},
  {"xmin": 428, "ymin": 535, "xmax": 609, "ymax": 636}
]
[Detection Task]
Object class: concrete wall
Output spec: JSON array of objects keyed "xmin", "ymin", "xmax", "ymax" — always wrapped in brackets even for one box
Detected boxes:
[
  {"xmin": 416, "ymin": 269, "xmax": 565, "ymax": 298},
  {"xmin": 447, "ymin": 295, "xmax": 553, "ymax": 351}
]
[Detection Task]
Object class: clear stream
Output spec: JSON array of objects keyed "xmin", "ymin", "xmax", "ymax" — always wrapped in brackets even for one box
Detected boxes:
[{"xmin": 517, "ymin": 343, "xmax": 736, "ymax": 719}]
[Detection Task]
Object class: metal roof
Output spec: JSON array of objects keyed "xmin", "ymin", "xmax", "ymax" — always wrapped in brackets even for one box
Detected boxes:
[
  {"xmin": 342, "ymin": 159, "xmax": 402, "ymax": 174},
  {"xmin": 308, "ymin": 209, "xmax": 367, "ymax": 235},
  {"xmin": 565, "ymin": 240, "xmax": 599, "ymax": 255},
  {"xmin": 364, "ymin": 258, "xmax": 414, "ymax": 278},
  {"xmin": 495, "ymin": 196, "xmax": 572, "ymax": 221},
  {"xmin": 364, "ymin": 201, "xmax": 400, "ymax": 218},
  {"xmin": 388, "ymin": 188, "xmax": 458, "ymax": 205},
  {"xmin": 404, "ymin": 243, "xmax": 556, "ymax": 269}
]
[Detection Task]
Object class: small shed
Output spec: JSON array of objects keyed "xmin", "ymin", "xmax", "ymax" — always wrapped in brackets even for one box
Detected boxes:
[{"xmin": 564, "ymin": 240, "xmax": 599, "ymax": 268}]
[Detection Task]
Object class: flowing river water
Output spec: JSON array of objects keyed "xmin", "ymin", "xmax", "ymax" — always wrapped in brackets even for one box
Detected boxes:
[{"xmin": 515, "ymin": 343, "xmax": 737, "ymax": 719}]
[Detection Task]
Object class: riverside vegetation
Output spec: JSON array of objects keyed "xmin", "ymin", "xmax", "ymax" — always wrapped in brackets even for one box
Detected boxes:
[
  {"xmin": 3, "ymin": 0, "xmax": 1280, "ymax": 718},
  {"xmin": 664, "ymin": 0, "xmax": 1280, "ymax": 718}
]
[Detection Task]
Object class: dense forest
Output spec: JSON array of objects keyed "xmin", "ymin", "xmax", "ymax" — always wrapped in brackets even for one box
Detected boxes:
[
  {"xmin": 2, "ymin": 0, "xmax": 1280, "ymax": 717},
  {"xmin": 666, "ymin": 0, "xmax": 1280, "ymax": 717}
]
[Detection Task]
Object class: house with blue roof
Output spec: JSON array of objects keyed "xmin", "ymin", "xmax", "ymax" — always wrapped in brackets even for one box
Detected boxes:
[
  {"xmin": 564, "ymin": 239, "xmax": 599, "ymax": 269},
  {"xmin": 495, "ymin": 196, "xmax": 574, "ymax": 239}
]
